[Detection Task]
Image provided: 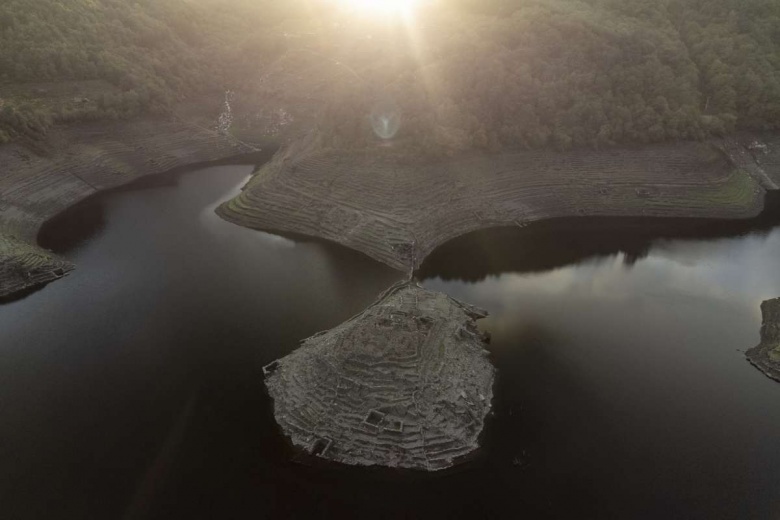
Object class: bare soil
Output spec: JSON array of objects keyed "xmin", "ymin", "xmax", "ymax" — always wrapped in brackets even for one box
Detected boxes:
[
  {"xmin": 219, "ymin": 133, "xmax": 779, "ymax": 272},
  {"xmin": 0, "ymin": 116, "xmax": 251, "ymax": 299}
]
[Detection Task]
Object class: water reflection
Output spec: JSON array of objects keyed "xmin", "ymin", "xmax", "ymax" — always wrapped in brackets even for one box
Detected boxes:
[
  {"xmin": 419, "ymin": 193, "xmax": 780, "ymax": 283},
  {"xmin": 1, "ymin": 164, "xmax": 402, "ymax": 519},
  {"xmin": 420, "ymin": 197, "xmax": 780, "ymax": 519},
  {"xmin": 38, "ymin": 198, "xmax": 107, "ymax": 254}
]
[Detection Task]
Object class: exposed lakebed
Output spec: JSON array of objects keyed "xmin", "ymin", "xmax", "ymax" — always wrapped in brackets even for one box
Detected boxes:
[{"xmin": 2, "ymin": 163, "xmax": 780, "ymax": 519}]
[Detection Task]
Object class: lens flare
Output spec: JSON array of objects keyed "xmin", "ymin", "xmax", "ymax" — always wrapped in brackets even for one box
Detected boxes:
[{"xmin": 370, "ymin": 100, "xmax": 402, "ymax": 140}]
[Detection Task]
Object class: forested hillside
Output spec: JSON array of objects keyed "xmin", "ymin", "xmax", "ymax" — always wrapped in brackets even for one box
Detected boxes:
[
  {"xmin": 0, "ymin": 0, "xmax": 299, "ymax": 143},
  {"xmin": 316, "ymin": 0, "xmax": 780, "ymax": 153},
  {"xmin": 1, "ymin": 0, "xmax": 779, "ymax": 152}
]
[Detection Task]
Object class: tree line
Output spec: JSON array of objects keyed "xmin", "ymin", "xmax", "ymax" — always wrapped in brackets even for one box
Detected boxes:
[
  {"xmin": 317, "ymin": 0, "xmax": 780, "ymax": 154},
  {"xmin": 1, "ymin": 0, "xmax": 778, "ymax": 152},
  {"xmin": 0, "ymin": 0, "xmax": 295, "ymax": 143}
]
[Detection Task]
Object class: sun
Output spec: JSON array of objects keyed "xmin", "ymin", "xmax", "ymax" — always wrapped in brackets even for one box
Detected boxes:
[{"xmin": 337, "ymin": 0, "xmax": 422, "ymax": 17}]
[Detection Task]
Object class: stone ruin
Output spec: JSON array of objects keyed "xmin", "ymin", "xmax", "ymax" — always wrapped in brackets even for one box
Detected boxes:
[{"xmin": 263, "ymin": 282, "xmax": 495, "ymax": 471}]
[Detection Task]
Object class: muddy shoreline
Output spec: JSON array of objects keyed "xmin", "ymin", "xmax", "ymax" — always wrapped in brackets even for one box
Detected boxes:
[
  {"xmin": 264, "ymin": 281, "xmax": 494, "ymax": 471},
  {"xmin": 2, "ymin": 127, "xmax": 779, "ymax": 300},
  {"xmin": 217, "ymin": 130, "xmax": 780, "ymax": 469},
  {"xmin": 218, "ymin": 133, "xmax": 780, "ymax": 273},
  {"xmin": 0, "ymin": 115, "xmax": 275, "ymax": 300}
]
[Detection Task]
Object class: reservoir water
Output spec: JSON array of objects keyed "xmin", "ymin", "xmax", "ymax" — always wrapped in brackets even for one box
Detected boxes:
[{"xmin": 2, "ymin": 162, "xmax": 780, "ymax": 519}]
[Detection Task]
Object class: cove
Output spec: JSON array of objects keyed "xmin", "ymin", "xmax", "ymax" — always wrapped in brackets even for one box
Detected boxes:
[{"xmin": 1, "ymin": 163, "xmax": 780, "ymax": 519}]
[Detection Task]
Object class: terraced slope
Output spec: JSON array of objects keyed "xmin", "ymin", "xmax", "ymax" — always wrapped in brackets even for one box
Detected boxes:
[
  {"xmin": 746, "ymin": 298, "xmax": 780, "ymax": 383},
  {"xmin": 219, "ymin": 137, "xmax": 770, "ymax": 272},
  {"xmin": 0, "ymin": 233, "xmax": 72, "ymax": 300},
  {"xmin": 264, "ymin": 282, "xmax": 494, "ymax": 471},
  {"xmin": 0, "ymin": 118, "xmax": 249, "ymax": 299}
]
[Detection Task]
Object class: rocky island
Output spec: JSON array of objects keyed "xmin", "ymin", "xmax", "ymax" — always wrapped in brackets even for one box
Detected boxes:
[
  {"xmin": 263, "ymin": 282, "xmax": 494, "ymax": 470},
  {"xmin": 746, "ymin": 298, "xmax": 780, "ymax": 382}
]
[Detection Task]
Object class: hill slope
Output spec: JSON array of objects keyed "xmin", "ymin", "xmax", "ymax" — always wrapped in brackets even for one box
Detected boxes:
[{"xmin": 1, "ymin": 0, "xmax": 779, "ymax": 151}]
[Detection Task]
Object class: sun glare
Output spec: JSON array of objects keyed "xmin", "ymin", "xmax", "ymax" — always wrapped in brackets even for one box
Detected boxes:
[{"xmin": 337, "ymin": 0, "xmax": 422, "ymax": 17}]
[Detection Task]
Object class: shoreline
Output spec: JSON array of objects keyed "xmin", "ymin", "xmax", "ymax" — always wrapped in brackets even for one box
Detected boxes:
[
  {"xmin": 218, "ymin": 133, "xmax": 780, "ymax": 273},
  {"xmin": 4, "ymin": 123, "xmax": 780, "ymax": 470},
  {"xmin": 0, "ymin": 115, "xmax": 272, "ymax": 301},
  {"xmin": 2, "ymin": 127, "xmax": 779, "ymax": 300}
]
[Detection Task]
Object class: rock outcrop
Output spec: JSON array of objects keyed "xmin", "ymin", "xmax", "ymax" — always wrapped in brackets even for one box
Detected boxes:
[
  {"xmin": 746, "ymin": 298, "xmax": 780, "ymax": 382},
  {"xmin": 264, "ymin": 282, "xmax": 494, "ymax": 471},
  {"xmin": 219, "ymin": 135, "xmax": 774, "ymax": 273}
]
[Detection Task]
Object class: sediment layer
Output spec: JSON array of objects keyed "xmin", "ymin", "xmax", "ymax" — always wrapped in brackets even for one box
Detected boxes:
[
  {"xmin": 219, "ymin": 134, "xmax": 778, "ymax": 272},
  {"xmin": 746, "ymin": 297, "xmax": 780, "ymax": 382},
  {"xmin": 0, "ymin": 118, "xmax": 251, "ymax": 299},
  {"xmin": 264, "ymin": 282, "xmax": 494, "ymax": 471}
]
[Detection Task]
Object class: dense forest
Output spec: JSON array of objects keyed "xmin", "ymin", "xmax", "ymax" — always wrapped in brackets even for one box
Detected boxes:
[
  {"xmin": 316, "ymin": 0, "xmax": 780, "ymax": 153},
  {"xmin": 0, "ymin": 0, "xmax": 298, "ymax": 143},
  {"xmin": 1, "ymin": 0, "xmax": 779, "ymax": 152}
]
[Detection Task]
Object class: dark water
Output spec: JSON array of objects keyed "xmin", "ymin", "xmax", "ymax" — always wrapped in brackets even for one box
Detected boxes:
[{"xmin": 2, "ymin": 163, "xmax": 780, "ymax": 519}]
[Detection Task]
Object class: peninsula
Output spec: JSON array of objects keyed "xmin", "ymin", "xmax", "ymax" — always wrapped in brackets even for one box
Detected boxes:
[{"xmin": 218, "ymin": 133, "xmax": 779, "ymax": 272}]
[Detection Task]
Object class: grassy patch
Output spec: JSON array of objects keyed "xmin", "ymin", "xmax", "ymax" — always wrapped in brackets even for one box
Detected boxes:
[
  {"xmin": 670, "ymin": 169, "xmax": 760, "ymax": 210},
  {"xmin": 704, "ymin": 170, "xmax": 758, "ymax": 206},
  {"xmin": 0, "ymin": 233, "xmax": 58, "ymax": 267}
]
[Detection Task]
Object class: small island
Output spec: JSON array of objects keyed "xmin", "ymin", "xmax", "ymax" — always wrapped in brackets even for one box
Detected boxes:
[
  {"xmin": 746, "ymin": 298, "xmax": 780, "ymax": 382},
  {"xmin": 263, "ymin": 282, "xmax": 494, "ymax": 471}
]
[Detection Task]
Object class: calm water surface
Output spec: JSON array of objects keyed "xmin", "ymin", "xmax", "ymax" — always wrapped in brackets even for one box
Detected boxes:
[{"xmin": 2, "ymin": 163, "xmax": 780, "ymax": 519}]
